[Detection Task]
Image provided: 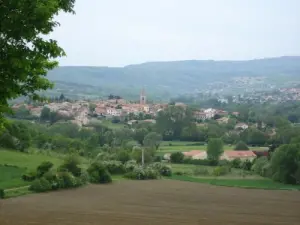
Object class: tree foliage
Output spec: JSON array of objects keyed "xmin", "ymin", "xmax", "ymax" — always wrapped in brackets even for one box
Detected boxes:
[
  {"xmin": 0, "ymin": 0, "xmax": 75, "ymax": 127},
  {"xmin": 234, "ymin": 141, "xmax": 249, "ymax": 150},
  {"xmin": 207, "ymin": 138, "xmax": 224, "ymax": 161},
  {"xmin": 271, "ymin": 144, "xmax": 300, "ymax": 184},
  {"xmin": 143, "ymin": 132, "xmax": 162, "ymax": 150}
]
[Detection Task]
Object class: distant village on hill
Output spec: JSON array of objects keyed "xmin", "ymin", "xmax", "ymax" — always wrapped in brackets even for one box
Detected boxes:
[{"xmin": 11, "ymin": 89, "xmax": 247, "ymax": 128}]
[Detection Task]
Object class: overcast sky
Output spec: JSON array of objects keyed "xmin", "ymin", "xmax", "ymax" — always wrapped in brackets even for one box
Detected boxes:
[{"xmin": 51, "ymin": 0, "xmax": 300, "ymax": 67}]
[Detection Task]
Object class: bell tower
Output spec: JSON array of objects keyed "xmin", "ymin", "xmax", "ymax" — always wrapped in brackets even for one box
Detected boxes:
[{"xmin": 140, "ymin": 88, "xmax": 146, "ymax": 105}]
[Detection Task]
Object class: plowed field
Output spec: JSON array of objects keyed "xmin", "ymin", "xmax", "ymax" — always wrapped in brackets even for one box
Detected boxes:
[{"xmin": 1, "ymin": 180, "xmax": 300, "ymax": 225}]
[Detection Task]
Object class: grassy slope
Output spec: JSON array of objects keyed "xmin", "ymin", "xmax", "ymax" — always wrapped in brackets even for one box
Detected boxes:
[{"xmin": 0, "ymin": 150, "xmax": 63, "ymax": 189}]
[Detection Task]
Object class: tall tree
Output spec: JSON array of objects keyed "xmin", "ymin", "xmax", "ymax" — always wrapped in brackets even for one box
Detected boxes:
[
  {"xmin": 0, "ymin": 0, "xmax": 75, "ymax": 128},
  {"xmin": 134, "ymin": 128, "xmax": 148, "ymax": 145},
  {"xmin": 271, "ymin": 144, "xmax": 300, "ymax": 184},
  {"xmin": 207, "ymin": 138, "xmax": 224, "ymax": 161},
  {"xmin": 143, "ymin": 132, "xmax": 162, "ymax": 150}
]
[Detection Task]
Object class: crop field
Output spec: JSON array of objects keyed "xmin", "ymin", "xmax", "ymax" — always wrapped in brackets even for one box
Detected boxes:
[{"xmin": 1, "ymin": 180, "xmax": 300, "ymax": 225}]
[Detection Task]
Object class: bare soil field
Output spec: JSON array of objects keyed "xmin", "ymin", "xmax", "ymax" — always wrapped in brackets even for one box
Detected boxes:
[{"xmin": 1, "ymin": 180, "xmax": 300, "ymax": 225}]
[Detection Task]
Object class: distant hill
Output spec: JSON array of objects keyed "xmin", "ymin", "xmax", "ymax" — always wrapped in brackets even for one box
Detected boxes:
[{"xmin": 47, "ymin": 56, "xmax": 300, "ymax": 99}]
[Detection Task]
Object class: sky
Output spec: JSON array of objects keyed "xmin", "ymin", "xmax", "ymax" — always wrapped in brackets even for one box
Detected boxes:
[{"xmin": 51, "ymin": 0, "xmax": 300, "ymax": 67}]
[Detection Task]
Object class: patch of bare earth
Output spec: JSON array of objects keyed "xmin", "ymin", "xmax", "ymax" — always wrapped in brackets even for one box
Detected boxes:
[{"xmin": 1, "ymin": 180, "xmax": 300, "ymax": 225}]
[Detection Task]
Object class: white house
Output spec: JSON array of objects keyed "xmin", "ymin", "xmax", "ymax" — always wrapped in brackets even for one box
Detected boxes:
[{"xmin": 235, "ymin": 123, "xmax": 249, "ymax": 130}]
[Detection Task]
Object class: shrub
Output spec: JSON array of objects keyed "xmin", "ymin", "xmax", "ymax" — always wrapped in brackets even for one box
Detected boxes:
[
  {"xmin": 149, "ymin": 163, "xmax": 172, "ymax": 177},
  {"xmin": 87, "ymin": 162, "xmax": 112, "ymax": 184},
  {"xmin": 124, "ymin": 166, "xmax": 159, "ymax": 180},
  {"xmin": 124, "ymin": 160, "xmax": 137, "ymax": 172},
  {"xmin": 22, "ymin": 171, "xmax": 37, "ymax": 181},
  {"xmin": 116, "ymin": 150, "xmax": 131, "ymax": 163},
  {"xmin": 241, "ymin": 160, "xmax": 252, "ymax": 171},
  {"xmin": 102, "ymin": 161, "xmax": 125, "ymax": 175},
  {"xmin": 154, "ymin": 155, "xmax": 162, "ymax": 162},
  {"xmin": 36, "ymin": 161, "xmax": 54, "ymax": 178},
  {"xmin": 0, "ymin": 189, "xmax": 4, "ymax": 199},
  {"xmin": 174, "ymin": 171, "xmax": 184, "ymax": 176},
  {"xmin": 261, "ymin": 163, "xmax": 272, "ymax": 178},
  {"xmin": 251, "ymin": 156, "xmax": 268, "ymax": 175},
  {"xmin": 57, "ymin": 171, "xmax": 78, "ymax": 188},
  {"xmin": 79, "ymin": 170, "xmax": 90, "ymax": 185},
  {"xmin": 192, "ymin": 159, "xmax": 218, "ymax": 166},
  {"xmin": 59, "ymin": 155, "xmax": 82, "ymax": 177},
  {"xmin": 231, "ymin": 158, "xmax": 242, "ymax": 169},
  {"xmin": 193, "ymin": 167, "xmax": 209, "ymax": 176},
  {"xmin": 29, "ymin": 177, "xmax": 52, "ymax": 193},
  {"xmin": 218, "ymin": 159, "xmax": 231, "ymax": 166},
  {"xmin": 212, "ymin": 166, "xmax": 231, "ymax": 176},
  {"xmin": 182, "ymin": 158, "xmax": 193, "ymax": 164},
  {"xmin": 170, "ymin": 152, "xmax": 184, "ymax": 163}
]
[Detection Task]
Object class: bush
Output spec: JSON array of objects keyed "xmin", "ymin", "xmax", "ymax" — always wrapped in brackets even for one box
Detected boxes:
[
  {"xmin": 174, "ymin": 171, "xmax": 184, "ymax": 176},
  {"xmin": 102, "ymin": 161, "xmax": 125, "ymax": 175},
  {"xmin": 36, "ymin": 161, "xmax": 54, "ymax": 178},
  {"xmin": 149, "ymin": 163, "xmax": 172, "ymax": 177},
  {"xmin": 262, "ymin": 163, "xmax": 272, "ymax": 178},
  {"xmin": 218, "ymin": 159, "xmax": 231, "ymax": 167},
  {"xmin": 0, "ymin": 189, "xmax": 4, "ymax": 199},
  {"xmin": 124, "ymin": 160, "xmax": 138, "ymax": 172},
  {"xmin": 193, "ymin": 167, "xmax": 209, "ymax": 176},
  {"xmin": 87, "ymin": 162, "xmax": 112, "ymax": 184},
  {"xmin": 241, "ymin": 160, "xmax": 253, "ymax": 171},
  {"xmin": 182, "ymin": 158, "xmax": 193, "ymax": 164},
  {"xmin": 231, "ymin": 158, "xmax": 242, "ymax": 169},
  {"xmin": 170, "ymin": 152, "xmax": 184, "ymax": 163},
  {"xmin": 251, "ymin": 156, "xmax": 268, "ymax": 175},
  {"xmin": 56, "ymin": 171, "xmax": 78, "ymax": 188},
  {"xmin": 154, "ymin": 155, "xmax": 162, "ymax": 162},
  {"xmin": 116, "ymin": 151, "xmax": 131, "ymax": 163},
  {"xmin": 29, "ymin": 177, "xmax": 52, "ymax": 193},
  {"xmin": 59, "ymin": 155, "xmax": 82, "ymax": 177},
  {"xmin": 212, "ymin": 166, "xmax": 231, "ymax": 176},
  {"xmin": 124, "ymin": 166, "xmax": 159, "ymax": 180},
  {"xmin": 79, "ymin": 170, "xmax": 90, "ymax": 185},
  {"xmin": 22, "ymin": 171, "xmax": 37, "ymax": 181},
  {"xmin": 192, "ymin": 159, "xmax": 218, "ymax": 166}
]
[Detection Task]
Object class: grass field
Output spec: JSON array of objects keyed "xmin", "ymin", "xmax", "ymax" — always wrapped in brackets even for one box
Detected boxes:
[
  {"xmin": 0, "ymin": 149, "xmax": 64, "ymax": 189},
  {"xmin": 0, "ymin": 165, "xmax": 28, "ymax": 189},
  {"xmin": 169, "ymin": 175, "xmax": 300, "ymax": 190},
  {"xmin": 1, "ymin": 181, "xmax": 300, "ymax": 225},
  {"xmin": 158, "ymin": 141, "xmax": 268, "ymax": 153},
  {"xmin": 0, "ymin": 149, "xmax": 63, "ymax": 170},
  {"xmin": 170, "ymin": 163, "xmax": 263, "ymax": 179}
]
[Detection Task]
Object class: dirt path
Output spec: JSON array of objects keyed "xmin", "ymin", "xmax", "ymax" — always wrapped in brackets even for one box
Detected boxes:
[{"xmin": 1, "ymin": 180, "xmax": 300, "ymax": 225}]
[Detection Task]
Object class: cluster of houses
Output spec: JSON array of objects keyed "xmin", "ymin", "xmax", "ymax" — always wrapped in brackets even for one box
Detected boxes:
[
  {"xmin": 12, "ymin": 89, "xmax": 255, "ymax": 131},
  {"xmin": 193, "ymin": 108, "xmax": 239, "ymax": 121}
]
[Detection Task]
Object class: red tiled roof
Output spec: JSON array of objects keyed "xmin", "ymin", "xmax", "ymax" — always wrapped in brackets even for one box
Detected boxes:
[
  {"xmin": 224, "ymin": 151, "xmax": 256, "ymax": 158},
  {"xmin": 183, "ymin": 150, "xmax": 205, "ymax": 157}
]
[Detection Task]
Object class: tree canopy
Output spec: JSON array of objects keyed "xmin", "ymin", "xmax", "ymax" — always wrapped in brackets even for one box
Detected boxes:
[
  {"xmin": 0, "ymin": 0, "xmax": 75, "ymax": 127},
  {"xmin": 207, "ymin": 138, "xmax": 224, "ymax": 161}
]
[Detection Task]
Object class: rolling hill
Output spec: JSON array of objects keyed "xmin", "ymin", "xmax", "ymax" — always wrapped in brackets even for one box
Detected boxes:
[{"xmin": 46, "ymin": 56, "xmax": 300, "ymax": 100}]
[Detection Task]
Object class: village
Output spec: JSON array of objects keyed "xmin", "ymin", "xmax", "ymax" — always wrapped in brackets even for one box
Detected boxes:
[{"xmin": 10, "ymin": 89, "xmax": 249, "ymax": 128}]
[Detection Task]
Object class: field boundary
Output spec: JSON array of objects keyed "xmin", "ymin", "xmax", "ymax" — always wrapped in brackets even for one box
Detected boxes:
[{"xmin": 168, "ymin": 175, "xmax": 300, "ymax": 191}]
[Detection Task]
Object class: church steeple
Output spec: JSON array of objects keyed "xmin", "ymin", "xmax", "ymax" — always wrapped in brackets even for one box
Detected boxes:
[{"xmin": 140, "ymin": 88, "xmax": 146, "ymax": 105}]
